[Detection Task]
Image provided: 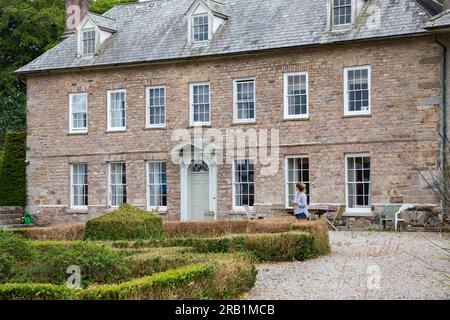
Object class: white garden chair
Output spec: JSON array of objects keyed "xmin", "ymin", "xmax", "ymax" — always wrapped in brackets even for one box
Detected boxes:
[{"xmin": 394, "ymin": 204, "xmax": 414, "ymax": 231}]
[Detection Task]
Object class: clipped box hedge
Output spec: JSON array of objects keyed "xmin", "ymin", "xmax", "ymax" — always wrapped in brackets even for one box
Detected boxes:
[
  {"xmin": 0, "ymin": 258, "xmax": 256, "ymax": 300},
  {"xmin": 84, "ymin": 204, "xmax": 165, "ymax": 241},
  {"xmin": 113, "ymin": 231, "xmax": 318, "ymax": 262},
  {"xmin": 0, "ymin": 283, "xmax": 73, "ymax": 300}
]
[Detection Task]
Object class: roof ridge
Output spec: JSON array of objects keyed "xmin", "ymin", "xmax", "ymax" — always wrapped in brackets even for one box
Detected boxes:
[
  {"xmin": 88, "ymin": 11, "xmax": 116, "ymax": 21},
  {"xmin": 413, "ymin": 0, "xmax": 444, "ymax": 17},
  {"xmin": 430, "ymin": 9, "xmax": 450, "ymax": 21}
]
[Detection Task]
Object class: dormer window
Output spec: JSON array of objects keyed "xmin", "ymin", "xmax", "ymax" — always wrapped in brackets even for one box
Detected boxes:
[
  {"xmin": 193, "ymin": 15, "xmax": 209, "ymax": 42},
  {"xmin": 76, "ymin": 13, "xmax": 117, "ymax": 57},
  {"xmin": 186, "ymin": 0, "xmax": 229, "ymax": 45},
  {"xmin": 333, "ymin": 0, "xmax": 352, "ymax": 26},
  {"xmin": 82, "ymin": 29, "xmax": 96, "ymax": 55}
]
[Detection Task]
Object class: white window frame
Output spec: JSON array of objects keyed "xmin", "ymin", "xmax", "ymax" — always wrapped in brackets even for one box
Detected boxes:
[
  {"xmin": 81, "ymin": 28, "xmax": 97, "ymax": 56},
  {"xmin": 70, "ymin": 163, "xmax": 88, "ymax": 210},
  {"xmin": 331, "ymin": 0, "xmax": 354, "ymax": 27},
  {"xmin": 189, "ymin": 82, "xmax": 211, "ymax": 126},
  {"xmin": 345, "ymin": 153, "xmax": 371, "ymax": 215},
  {"xmin": 147, "ymin": 161, "xmax": 168, "ymax": 213},
  {"xmin": 108, "ymin": 162, "xmax": 127, "ymax": 208},
  {"xmin": 233, "ymin": 78, "xmax": 256, "ymax": 124},
  {"xmin": 284, "ymin": 156, "xmax": 310, "ymax": 209},
  {"xmin": 232, "ymin": 158, "xmax": 255, "ymax": 212},
  {"xmin": 191, "ymin": 13, "xmax": 210, "ymax": 44},
  {"xmin": 283, "ymin": 72, "xmax": 309, "ymax": 119},
  {"xmin": 69, "ymin": 93, "xmax": 88, "ymax": 133},
  {"xmin": 107, "ymin": 89, "xmax": 127, "ymax": 132},
  {"xmin": 344, "ymin": 65, "xmax": 371, "ymax": 116},
  {"xmin": 146, "ymin": 86, "xmax": 166, "ymax": 128}
]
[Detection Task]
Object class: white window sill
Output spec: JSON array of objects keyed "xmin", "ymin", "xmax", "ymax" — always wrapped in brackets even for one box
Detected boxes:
[
  {"xmin": 68, "ymin": 131, "xmax": 88, "ymax": 135},
  {"xmin": 232, "ymin": 207, "xmax": 254, "ymax": 213},
  {"xmin": 190, "ymin": 122, "xmax": 211, "ymax": 127},
  {"xmin": 283, "ymin": 115, "xmax": 309, "ymax": 121},
  {"xmin": 148, "ymin": 207, "xmax": 167, "ymax": 214},
  {"xmin": 145, "ymin": 125, "xmax": 166, "ymax": 130},
  {"xmin": 233, "ymin": 120, "xmax": 256, "ymax": 125},
  {"xmin": 67, "ymin": 207, "xmax": 88, "ymax": 214},
  {"xmin": 343, "ymin": 112, "xmax": 371, "ymax": 118},
  {"xmin": 106, "ymin": 128, "xmax": 126, "ymax": 133},
  {"xmin": 344, "ymin": 209, "xmax": 372, "ymax": 217}
]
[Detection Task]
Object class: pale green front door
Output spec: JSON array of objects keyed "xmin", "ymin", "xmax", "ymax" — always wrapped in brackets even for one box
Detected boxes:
[{"xmin": 189, "ymin": 172, "xmax": 210, "ymax": 220}]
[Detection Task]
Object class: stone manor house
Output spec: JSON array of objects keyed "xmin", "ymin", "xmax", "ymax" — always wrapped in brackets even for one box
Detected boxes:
[{"xmin": 15, "ymin": 0, "xmax": 450, "ymax": 225}]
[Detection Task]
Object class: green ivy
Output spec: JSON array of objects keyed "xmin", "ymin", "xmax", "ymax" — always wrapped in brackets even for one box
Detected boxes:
[{"xmin": 0, "ymin": 132, "xmax": 27, "ymax": 206}]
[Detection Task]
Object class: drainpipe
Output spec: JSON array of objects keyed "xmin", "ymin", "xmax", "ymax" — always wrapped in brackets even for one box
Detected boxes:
[{"xmin": 435, "ymin": 34, "xmax": 448, "ymax": 217}]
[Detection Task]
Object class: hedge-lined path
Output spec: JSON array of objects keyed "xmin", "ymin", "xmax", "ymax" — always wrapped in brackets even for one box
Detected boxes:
[{"xmin": 246, "ymin": 231, "xmax": 450, "ymax": 300}]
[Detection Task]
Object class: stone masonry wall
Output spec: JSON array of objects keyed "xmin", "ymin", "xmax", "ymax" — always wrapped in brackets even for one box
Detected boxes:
[{"xmin": 25, "ymin": 36, "xmax": 442, "ymax": 225}]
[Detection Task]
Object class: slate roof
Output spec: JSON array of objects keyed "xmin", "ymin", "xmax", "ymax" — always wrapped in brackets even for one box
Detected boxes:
[
  {"xmin": 87, "ymin": 12, "xmax": 118, "ymax": 31},
  {"xmin": 15, "ymin": 0, "xmax": 443, "ymax": 75},
  {"xmin": 426, "ymin": 9, "xmax": 450, "ymax": 30}
]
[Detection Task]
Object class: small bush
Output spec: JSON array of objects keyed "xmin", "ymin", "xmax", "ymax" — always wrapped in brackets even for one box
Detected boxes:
[
  {"xmin": 0, "ymin": 131, "xmax": 26, "ymax": 206},
  {"xmin": 0, "ymin": 283, "xmax": 73, "ymax": 300},
  {"xmin": 84, "ymin": 204, "xmax": 165, "ymax": 241},
  {"xmin": 13, "ymin": 243, "xmax": 132, "ymax": 287},
  {"xmin": 0, "ymin": 229, "xmax": 34, "ymax": 282},
  {"xmin": 10, "ymin": 224, "xmax": 85, "ymax": 241}
]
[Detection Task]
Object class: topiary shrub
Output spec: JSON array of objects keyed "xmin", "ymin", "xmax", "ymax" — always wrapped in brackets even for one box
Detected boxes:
[
  {"xmin": 83, "ymin": 204, "xmax": 165, "ymax": 241},
  {"xmin": 0, "ymin": 131, "xmax": 27, "ymax": 206}
]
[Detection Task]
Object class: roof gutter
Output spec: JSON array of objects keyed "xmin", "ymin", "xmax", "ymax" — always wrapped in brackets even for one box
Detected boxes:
[{"xmin": 435, "ymin": 34, "xmax": 449, "ymax": 217}]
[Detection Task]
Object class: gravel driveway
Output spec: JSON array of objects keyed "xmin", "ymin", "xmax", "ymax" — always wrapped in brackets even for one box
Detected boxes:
[{"xmin": 246, "ymin": 231, "xmax": 450, "ymax": 300}]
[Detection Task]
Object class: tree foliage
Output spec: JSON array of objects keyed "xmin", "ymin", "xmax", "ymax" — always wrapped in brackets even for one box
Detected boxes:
[
  {"xmin": 0, "ymin": 132, "xmax": 27, "ymax": 206},
  {"xmin": 0, "ymin": 0, "xmax": 66, "ymax": 136},
  {"xmin": 0, "ymin": 0, "xmax": 137, "ymax": 139},
  {"xmin": 90, "ymin": 0, "xmax": 137, "ymax": 14}
]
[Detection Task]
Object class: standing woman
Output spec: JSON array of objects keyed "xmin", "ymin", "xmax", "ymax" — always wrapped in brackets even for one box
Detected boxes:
[{"xmin": 292, "ymin": 182, "xmax": 309, "ymax": 220}]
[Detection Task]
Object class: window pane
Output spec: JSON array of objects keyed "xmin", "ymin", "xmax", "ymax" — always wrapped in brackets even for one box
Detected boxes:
[
  {"xmin": 110, "ymin": 163, "xmax": 126, "ymax": 206},
  {"xmin": 83, "ymin": 30, "xmax": 96, "ymax": 55},
  {"xmin": 346, "ymin": 156, "xmax": 370, "ymax": 209},
  {"xmin": 149, "ymin": 87, "xmax": 165, "ymax": 125},
  {"xmin": 71, "ymin": 94, "xmax": 87, "ymax": 130},
  {"xmin": 235, "ymin": 80, "xmax": 255, "ymax": 121},
  {"xmin": 72, "ymin": 163, "xmax": 88, "ymax": 207},
  {"xmin": 234, "ymin": 159, "xmax": 255, "ymax": 207},
  {"xmin": 333, "ymin": 0, "xmax": 352, "ymax": 26},
  {"xmin": 193, "ymin": 15, "xmax": 209, "ymax": 42},
  {"xmin": 191, "ymin": 84, "xmax": 210, "ymax": 124},
  {"xmin": 109, "ymin": 91, "xmax": 126, "ymax": 128},
  {"xmin": 286, "ymin": 74, "xmax": 307, "ymax": 116},
  {"xmin": 286, "ymin": 157, "xmax": 310, "ymax": 205},
  {"xmin": 346, "ymin": 67, "xmax": 370, "ymax": 113},
  {"xmin": 148, "ymin": 162, "xmax": 167, "ymax": 208}
]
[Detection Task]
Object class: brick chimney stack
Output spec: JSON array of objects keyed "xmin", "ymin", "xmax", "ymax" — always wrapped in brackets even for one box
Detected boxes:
[{"xmin": 63, "ymin": 0, "xmax": 89, "ymax": 38}]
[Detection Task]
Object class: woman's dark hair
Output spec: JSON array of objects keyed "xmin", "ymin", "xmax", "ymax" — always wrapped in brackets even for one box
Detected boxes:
[{"xmin": 296, "ymin": 183, "xmax": 306, "ymax": 192}]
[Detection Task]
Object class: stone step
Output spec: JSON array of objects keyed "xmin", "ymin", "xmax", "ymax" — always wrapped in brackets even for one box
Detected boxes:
[
  {"xmin": 0, "ymin": 224, "xmax": 33, "ymax": 229},
  {"xmin": 0, "ymin": 214, "xmax": 23, "ymax": 220},
  {"xmin": 0, "ymin": 210, "xmax": 23, "ymax": 215},
  {"xmin": 0, "ymin": 218, "xmax": 23, "ymax": 225}
]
